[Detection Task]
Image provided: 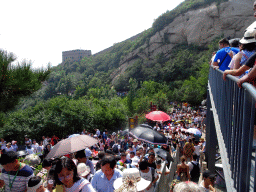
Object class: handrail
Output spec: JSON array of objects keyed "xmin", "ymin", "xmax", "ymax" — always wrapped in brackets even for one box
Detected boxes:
[
  {"xmin": 215, "ymin": 67, "xmax": 256, "ymax": 100},
  {"xmin": 154, "ymin": 150, "xmax": 180, "ymax": 192},
  {"xmin": 207, "ymin": 66, "xmax": 256, "ymax": 192}
]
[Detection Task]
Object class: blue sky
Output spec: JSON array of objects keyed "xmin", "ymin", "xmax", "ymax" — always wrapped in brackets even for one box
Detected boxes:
[{"xmin": 0, "ymin": 0, "xmax": 185, "ymax": 69}]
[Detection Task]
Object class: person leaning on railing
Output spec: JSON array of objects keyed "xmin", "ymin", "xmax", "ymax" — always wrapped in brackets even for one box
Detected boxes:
[{"xmin": 223, "ymin": 30, "xmax": 256, "ymax": 83}]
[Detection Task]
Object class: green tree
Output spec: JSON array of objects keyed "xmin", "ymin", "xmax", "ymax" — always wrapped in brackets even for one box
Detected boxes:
[
  {"xmin": 127, "ymin": 78, "xmax": 138, "ymax": 116},
  {"xmin": 0, "ymin": 50, "xmax": 50, "ymax": 112}
]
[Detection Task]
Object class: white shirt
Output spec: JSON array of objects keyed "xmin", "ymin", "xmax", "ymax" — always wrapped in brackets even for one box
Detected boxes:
[
  {"xmin": 131, "ymin": 156, "xmax": 140, "ymax": 165},
  {"xmin": 140, "ymin": 167, "xmax": 157, "ymax": 192},
  {"xmin": 199, "ymin": 181, "xmax": 210, "ymax": 192},
  {"xmin": 194, "ymin": 145, "xmax": 200, "ymax": 156},
  {"xmin": 5, "ymin": 146, "xmax": 14, "ymax": 152},
  {"xmin": 43, "ymin": 139, "xmax": 48, "ymax": 147},
  {"xmin": 96, "ymin": 130, "xmax": 100, "ymax": 136},
  {"xmin": 32, "ymin": 143, "xmax": 39, "ymax": 153},
  {"xmin": 188, "ymin": 160, "xmax": 199, "ymax": 172}
]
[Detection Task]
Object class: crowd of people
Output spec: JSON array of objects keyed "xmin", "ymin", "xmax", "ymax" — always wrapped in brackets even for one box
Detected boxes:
[{"xmin": 0, "ymin": 102, "xmax": 218, "ymax": 192}]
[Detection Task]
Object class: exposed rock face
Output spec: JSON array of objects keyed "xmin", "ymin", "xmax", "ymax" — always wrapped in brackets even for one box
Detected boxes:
[{"xmin": 111, "ymin": 0, "xmax": 255, "ymax": 83}]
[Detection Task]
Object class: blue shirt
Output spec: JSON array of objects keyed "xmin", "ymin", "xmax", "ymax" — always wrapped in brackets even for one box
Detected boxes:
[
  {"xmin": 86, "ymin": 159, "xmax": 95, "ymax": 175},
  {"xmin": 91, "ymin": 168, "xmax": 123, "ymax": 192},
  {"xmin": 214, "ymin": 47, "xmax": 239, "ymax": 71}
]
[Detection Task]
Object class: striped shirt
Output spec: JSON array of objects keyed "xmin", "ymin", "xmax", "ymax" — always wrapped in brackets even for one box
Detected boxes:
[{"xmin": 0, "ymin": 164, "xmax": 34, "ymax": 192}]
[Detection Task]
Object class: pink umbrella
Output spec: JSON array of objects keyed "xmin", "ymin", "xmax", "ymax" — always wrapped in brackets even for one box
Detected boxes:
[
  {"xmin": 145, "ymin": 111, "xmax": 171, "ymax": 122},
  {"xmin": 46, "ymin": 135, "xmax": 98, "ymax": 159}
]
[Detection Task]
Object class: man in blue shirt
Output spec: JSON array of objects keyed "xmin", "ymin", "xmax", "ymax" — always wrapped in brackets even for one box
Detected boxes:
[
  {"xmin": 91, "ymin": 155, "xmax": 123, "ymax": 192},
  {"xmin": 75, "ymin": 150, "xmax": 95, "ymax": 175},
  {"xmin": 213, "ymin": 38, "xmax": 239, "ymax": 71}
]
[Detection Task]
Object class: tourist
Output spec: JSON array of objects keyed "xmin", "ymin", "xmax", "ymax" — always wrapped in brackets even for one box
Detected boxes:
[
  {"xmin": 53, "ymin": 157, "xmax": 95, "ymax": 192},
  {"xmin": 27, "ymin": 176, "xmax": 50, "ymax": 192},
  {"xmin": 42, "ymin": 136, "xmax": 48, "ymax": 147},
  {"xmin": 77, "ymin": 163, "xmax": 91, "ymax": 181},
  {"xmin": 147, "ymin": 152, "xmax": 157, "ymax": 169},
  {"xmin": 0, "ymin": 138, "xmax": 6, "ymax": 149},
  {"xmin": 139, "ymin": 160, "xmax": 158, "ymax": 192},
  {"xmin": 32, "ymin": 139, "xmax": 39, "ymax": 154},
  {"xmin": 5, "ymin": 142, "xmax": 14, "ymax": 152},
  {"xmin": 212, "ymin": 38, "xmax": 239, "ymax": 71},
  {"xmin": 75, "ymin": 150, "xmax": 95, "ymax": 175},
  {"xmin": 117, "ymin": 152, "xmax": 131, "ymax": 168},
  {"xmin": 91, "ymin": 155, "xmax": 123, "ymax": 192},
  {"xmin": 188, "ymin": 154, "xmax": 200, "ymax": 183},
  {"xmin": 51, "ymin": 135, "xmax": 59, "ymax": 146},
  {"xmin": 0, "ymin": 151, "xmax": 34, "ymax": 191},
  {"xmin": 95, "ymin": 151, "xmax": 105, "ymax": 172},
  {"xmin": 25, "ymin": 135, "xmax": 32, "ymax": 147},
  {"xmin": 199, "ymin": 170, "xmax": 216, "ymax": 192},
  {"xmin": 11, "ymin": 140, "xmax": 18, "ymax": 152},
  {"xmin": 183, "ymin": 138, "xmax": 195, "ymax": 162},
  {"xmin": 176, "ymin": 156, "xmax": 190, "ymax": 181}
]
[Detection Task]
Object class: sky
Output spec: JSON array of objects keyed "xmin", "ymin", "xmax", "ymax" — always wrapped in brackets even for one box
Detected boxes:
[{"xmin": 0, "ymin": 0, "xmax": 185, "ymax": 69}]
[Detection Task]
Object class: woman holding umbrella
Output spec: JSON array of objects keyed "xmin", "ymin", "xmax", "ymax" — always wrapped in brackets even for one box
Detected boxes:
[{"xmin": 53, "ymin": 157, "xmax": 95, "ymax": 192}]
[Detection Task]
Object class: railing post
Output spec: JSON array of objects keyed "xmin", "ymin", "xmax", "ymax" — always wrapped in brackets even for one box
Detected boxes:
[
  {"xmin": 206, "ymin": 88, "xmax": 217, "ymax": 173},
  {"xmin": 238, "ymin": 91, "xmax": 255, "ymax": 192}
]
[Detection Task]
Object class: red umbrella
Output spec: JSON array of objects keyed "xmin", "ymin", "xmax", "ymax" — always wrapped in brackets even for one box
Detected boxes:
[{"xmin": 145, "ymin": 110, "xmax": 171, "ymax": 122}]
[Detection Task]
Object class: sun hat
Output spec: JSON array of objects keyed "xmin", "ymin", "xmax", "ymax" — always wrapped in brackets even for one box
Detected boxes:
[
  {"xmin": 77, "ymin": 163, "xmax": 90, "ymax": 177},
  {"xmin": 114, "ymin": 168, "xmax": 151, "ymax": 192},
  {"xmin": 133, "ymin": 139, "xmax": 138, "ymax": 143},
  {"xmin": 240, "ymin": 29, "xmax": 256, "ymax": 44},
  {"xmin": 24, "ymin": 154, "xmax": 41, "ymax": 166},
  {"xmin": 27, "ymin": 176, "xmax": 43, "ymax": 192}
]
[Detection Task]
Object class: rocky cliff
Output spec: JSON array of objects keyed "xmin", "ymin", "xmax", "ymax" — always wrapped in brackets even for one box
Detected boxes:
[{"xmin": 111, "ymin": 0, "xmax": 255, "ymax": 84}]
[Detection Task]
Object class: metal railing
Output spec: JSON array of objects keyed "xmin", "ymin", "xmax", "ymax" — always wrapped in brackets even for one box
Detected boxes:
[
  {"xmin": 154, "ymin": 149, "xmax": 180, "ymax": 192},
  {"xmin": 207, "ymin": 66, "xmax": 256, "ymax": 192}
]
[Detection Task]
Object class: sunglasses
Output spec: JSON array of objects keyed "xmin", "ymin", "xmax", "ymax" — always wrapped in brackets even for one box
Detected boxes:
[{"xmin": 58, "ymin": 173, "xmax": 72, "ymax": 181}]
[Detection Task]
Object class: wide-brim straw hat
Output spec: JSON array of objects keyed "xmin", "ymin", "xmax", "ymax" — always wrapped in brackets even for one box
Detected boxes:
[{"xmin": 114, "ymin": 168, "xmax": 151, "ymax": 191}]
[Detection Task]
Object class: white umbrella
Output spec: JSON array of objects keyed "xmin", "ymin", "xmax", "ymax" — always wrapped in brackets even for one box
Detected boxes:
[
  {"xmin": 68, "ymin": 134, "xmax": 80, "ymax": 138},
  {"xmin": 186, "ymin": 128, "xmax": 202, "ymax": 136},
  {"xmin": 46, "ymin": 135, "xmax": 98, "ymax": 159}
]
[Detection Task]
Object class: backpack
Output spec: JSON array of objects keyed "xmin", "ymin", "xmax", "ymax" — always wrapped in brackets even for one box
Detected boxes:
[
  {"xmin": 44, "ymin": 144, "xmax": 51, "ymax": 156},
  {"xmin": 190, "ymin": 162, "xmax": 200, "ymax": 182},
  {"xmin": 113, "ymin": 144, "xmax": 119, "ymax": 153}
]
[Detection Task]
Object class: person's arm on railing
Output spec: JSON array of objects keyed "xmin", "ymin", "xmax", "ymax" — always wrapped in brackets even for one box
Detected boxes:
[
  {"xmin": 232, "ymin": 52, "xmax": 242, "ymax": 69},
  {"xmin": 237, "ymin": 66, "xmax": 256, "ymax": 88},
  {"xmin": 237, "ymin": 52, "xmax": 256, "ymax": 87},
  {"xmin": 212, "ymin": 61, "xmax": 219, "ymax": 67},
  {"xmin": 223, "ymin": 65, "xmax": 250, "ymax": 80}
]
